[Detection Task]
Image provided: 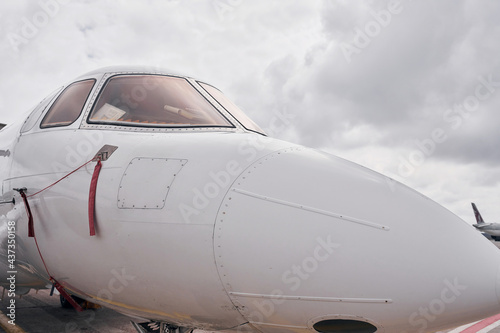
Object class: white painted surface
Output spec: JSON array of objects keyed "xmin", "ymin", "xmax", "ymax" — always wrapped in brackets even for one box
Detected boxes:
[{"xmin": 1, "ymin": 67, "xmax": 500, "ymax": 333}]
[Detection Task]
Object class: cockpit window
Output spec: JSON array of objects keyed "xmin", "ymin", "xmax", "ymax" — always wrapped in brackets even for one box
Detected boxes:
[
  {"xmin": 23, "ymin": 87, "xmax": 63, "ymax": 133},
  {"xmin": 40, "ymin": 79, "xmax": 95, "ymax": 128},
  {"xmin": 88, "ymin": 75, "xmax": 232, "ymax": 128},
  {"xmin": 199, "ymin": 82, "xmax": 266, "ymax": 135}
]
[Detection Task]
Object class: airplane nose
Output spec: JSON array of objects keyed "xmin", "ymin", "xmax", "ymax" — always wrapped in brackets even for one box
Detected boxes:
[
  {"xmin": 214, "ymin": 146, "xmax": 500, "ymax": 333},
  {"xmin": 496, "ymin": 263, "xmax": 500, "ymax": 303}
]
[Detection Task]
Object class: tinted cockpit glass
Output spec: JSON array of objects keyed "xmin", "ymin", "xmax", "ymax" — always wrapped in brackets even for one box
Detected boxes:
[
  {"xmin": 200, "ymin": 83, "xmax": 266, "ymax": 135},
  {"xmin": 88, "ymin": 75, "xmax": 232, "ymax": 128},
  {"xmin": 41, "ymin": 80, "xmax": 95, "ymax": 128}
]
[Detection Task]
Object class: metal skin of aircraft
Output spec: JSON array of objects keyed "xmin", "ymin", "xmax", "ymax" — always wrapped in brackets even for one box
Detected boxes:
[
  {"xmin": 1, "ymin": 67, "xmax": 500, "ymax": 333},
  {"xmin": 472, "ymin": 202, "xmax": 500, "ymax": 240}
]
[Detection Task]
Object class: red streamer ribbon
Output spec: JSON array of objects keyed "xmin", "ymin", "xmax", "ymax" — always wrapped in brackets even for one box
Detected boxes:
[
  {"xmin": 88, "ymin": 160, "xmax": 102, "ymax": 236},
  {"xmin": 18, "ymin": 190, "xmax": 34, "ymax": 237},
  {"xmin": 51, "ymin": 278, "xmax": 83, "ymax": 312}
]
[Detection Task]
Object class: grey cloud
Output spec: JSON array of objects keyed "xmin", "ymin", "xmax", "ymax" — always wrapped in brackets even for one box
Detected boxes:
[{"xmin": 263, "ymin": 0, "xmax": 500, "ymax": 161}]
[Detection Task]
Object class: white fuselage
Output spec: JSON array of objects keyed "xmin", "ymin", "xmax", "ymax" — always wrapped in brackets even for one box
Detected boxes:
[{"xmin": 2, "ymin": 67, "xmax": 500, "ymax": 333}]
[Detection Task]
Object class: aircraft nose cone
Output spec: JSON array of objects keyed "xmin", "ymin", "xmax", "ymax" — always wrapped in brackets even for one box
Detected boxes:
[
  {"xmin": 496, "ymin": 263, "xmax": 500, "ymax": 303},
  {"xmin": 214, "ymin": 146, "xmax": 500, "ymax": 333}
]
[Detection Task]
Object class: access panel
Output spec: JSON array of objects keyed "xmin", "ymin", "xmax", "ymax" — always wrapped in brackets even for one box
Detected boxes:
[{"xmin": 118, "ymin": 158, "xmax": 187, "ymax": 209}]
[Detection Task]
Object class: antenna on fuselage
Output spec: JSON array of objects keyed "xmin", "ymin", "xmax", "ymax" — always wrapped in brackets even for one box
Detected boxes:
[{"xmin": 0, "ymin": 198, "xmax": 15, "ymax": 205}]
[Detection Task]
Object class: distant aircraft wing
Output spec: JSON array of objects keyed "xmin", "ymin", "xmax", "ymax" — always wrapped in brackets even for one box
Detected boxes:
[
  {"xmin": 474, "ymin": 223, "xmax": 493, "ymax": 230},
  {"xmin": 0, "ymin": 123, "xmax": 5, "ymax": 130}
]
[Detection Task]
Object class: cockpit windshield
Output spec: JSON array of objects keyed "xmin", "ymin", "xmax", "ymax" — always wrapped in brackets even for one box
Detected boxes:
[
  {"xmin": 199, "ymin": 83, "xmax": 266, "ymax": 135},
  {"xmin": 89, "ymin": 75, "xmax": 232, "ymax": 128}
]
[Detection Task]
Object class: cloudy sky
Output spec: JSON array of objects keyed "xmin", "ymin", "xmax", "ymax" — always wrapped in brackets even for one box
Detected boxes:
[{"xmin": 1, "ymin": 0, "xmax": 499, "ymax": 224}]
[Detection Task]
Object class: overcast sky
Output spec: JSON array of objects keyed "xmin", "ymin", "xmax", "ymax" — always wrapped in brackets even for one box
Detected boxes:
[{"xmin": 1, "ymin": 0, "xmax": 499, "ymax": 224}]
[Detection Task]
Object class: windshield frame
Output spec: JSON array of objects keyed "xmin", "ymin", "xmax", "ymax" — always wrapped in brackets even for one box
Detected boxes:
[
  {"xmin": 84, "ymin": 74, "xmax": 236, "ymax": 130},
  {"xmin": 197, "ymin": 81, "xmax": 266, "ymax": 136}
]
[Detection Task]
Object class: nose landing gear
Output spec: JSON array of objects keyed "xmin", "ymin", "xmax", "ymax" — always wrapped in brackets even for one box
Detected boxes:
[{"xmin": 131, "ymin": 322, "xmax": 194, "ymax": 333}]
